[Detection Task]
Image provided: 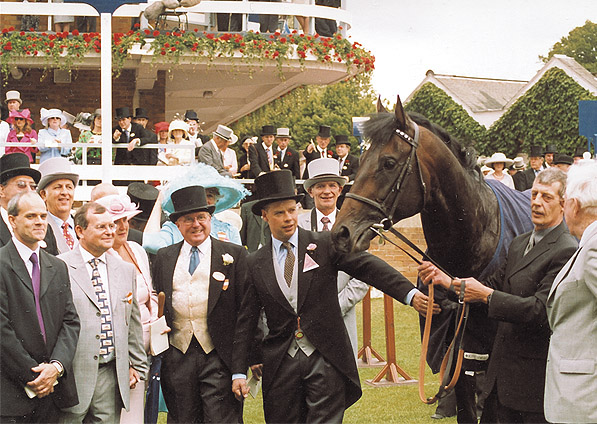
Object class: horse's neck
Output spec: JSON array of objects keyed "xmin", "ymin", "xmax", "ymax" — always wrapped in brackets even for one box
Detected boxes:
[{"xmin": 421, "ymin": 168, "xmax": 499, "ymax": 278}]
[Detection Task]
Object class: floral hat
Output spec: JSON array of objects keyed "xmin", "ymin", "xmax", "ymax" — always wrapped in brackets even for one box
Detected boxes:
[
  {"xmin": 162, "ymin": 163, "xmax": 250, "ymax": 215},
  {"xmin": 7, "ymin": 108, "xmax": 33, "ymax": 125},
  {"xmin": 95, "ymin": 194, "xmax": 142, "ymax": 221}
]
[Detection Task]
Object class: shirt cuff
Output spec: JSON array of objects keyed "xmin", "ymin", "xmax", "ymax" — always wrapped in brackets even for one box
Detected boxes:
[
  {"xmin": 405, "ymin": 288, "xmax": 419, "ymax": 306},
  {"xmin": 232, "ymin": 373, "xmax": 247, "ymax": 381}
]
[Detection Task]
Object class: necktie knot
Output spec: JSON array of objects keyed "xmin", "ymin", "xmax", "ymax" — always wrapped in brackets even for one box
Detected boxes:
[
  {"xmin": 189, "ymin": 246, "xmax": 200, "ymax": 275},
  {"xmin": 524, "ymin": 233, "xmax": 536, "ymax": 256},
  {"xmin": 321, "ymin": 216, "xmax": 331, "ymax": 232},
  {"xmin": 30, "ymin": 252, "xmax": 38, "ymax": 266}
]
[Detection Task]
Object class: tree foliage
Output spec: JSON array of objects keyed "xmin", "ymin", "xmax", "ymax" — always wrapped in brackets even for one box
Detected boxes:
[
  {"xmin": 541, "ymin": 20, "xmax": 597, "ymax": 73},
  {"xmin": 230, "ymin": 73, "xmax": 376, "ymax": 154},
  {"xmin": 403, "ymin": 82, "xmax": 487, "ymax": 148},
  {"xmin": 485, "ymin": 67, "xmax": 597, "ymax": 157}
]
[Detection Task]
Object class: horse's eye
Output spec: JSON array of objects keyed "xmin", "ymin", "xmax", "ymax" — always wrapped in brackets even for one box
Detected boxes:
[{"xmin": 383, "ymin": 157, "xmax": 397, "ymax": 170}]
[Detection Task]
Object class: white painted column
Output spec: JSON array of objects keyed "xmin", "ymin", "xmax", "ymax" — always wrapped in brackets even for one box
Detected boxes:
[{"xmin": 100, "ymin": 12, "xmax": 113, "ymax": 183}]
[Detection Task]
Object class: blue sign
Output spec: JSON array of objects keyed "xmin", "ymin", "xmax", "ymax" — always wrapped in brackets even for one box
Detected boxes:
[
  {"xmin": 579, "ymin": 100, "xmax": 597, "ymax": 153},
  {"xmin": 65, "ymin": 0, "xmax": 142, "ymax": 14}
]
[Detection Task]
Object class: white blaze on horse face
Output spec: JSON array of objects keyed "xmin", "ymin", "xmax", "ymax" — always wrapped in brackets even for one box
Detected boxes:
[{"xmin": 530, "ymin": 181, "xmax": 564, "ymax": 230}]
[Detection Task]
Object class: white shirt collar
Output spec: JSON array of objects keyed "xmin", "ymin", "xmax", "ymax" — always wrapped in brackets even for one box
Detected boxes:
[
  {"xmin": 272, "ymin": 229, "xmax": 298, "ymax": 256},
  {"xmin": 262, "ymin": 142, "xmax": 273, "ymax": 152},
  {"xmin": 48, "ymin": 210, "xmax": 74, "ymax": 229},
  {"xmin": 12, "ymin": 235, "xmax": 40, "ymax": 264},
  {"xmin": 181, "ymin": 236, "xmax": 211, "ymax": 258},
  {"xmin": 315, "ymin": 208, "xmax": 337, "ymax": 229},
  {"xmin": 79, "ymin": 244, "xmax": 108, "ymax": 263}
]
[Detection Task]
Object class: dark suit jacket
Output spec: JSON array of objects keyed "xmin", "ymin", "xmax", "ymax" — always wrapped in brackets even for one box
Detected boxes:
[
  {"xmin": 1, "ymin": 216, "xmax": 59, "ymax": 256},
  {"xmin": 274, "ymin": 147, "xmax": 300, "ymax": 179},
  {"xmin": 238, "ymin": 152, "xmax": 250, "ymax": 179},
  {"xmin": 302, "ymin": 148, "xmax": 338, "ymax": 178},
  {"xmin": 152, "ymin": 237, "xmax": 249, "ymax": 372},
  {"xmin": 0, "ymin": 241, "xmax": 80, "ymax": 416},
  {"xmin": 514, "ymin": 168, "xmax": 537, "ymax": 191},
  {"xmin": 232, "ymin": 229, "xmax": 415, "ymax": 408},
  {"xmin": 339, "ymin": 153, "xmax": 359, "ymax": 181},
  {"xmin": 112, "ymin": 123, "xmax": 157, "ymax": 165},
  {"xmin": 483, "ymin": 220, "xmax": 577, "ymax": 413},
  {"xmin": 240, "ymin": 201, "xmax": 270, "ymax": 253},
  {"xmin": 248, "ymin": 143, "xmax": 272, "ymax": 178}
]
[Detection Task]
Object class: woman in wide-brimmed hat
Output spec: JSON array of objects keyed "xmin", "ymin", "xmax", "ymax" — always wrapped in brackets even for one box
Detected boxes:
[
  {"xmin": 142, "ymin": 163, "xmax": 250, "ymax": 254},
  {"xmin": 484, "ymin": 152, "xmax": 515, "ymax": 189},
  {"xmin": 158, "ymin": 119, "xmax": 195, "ymax": 166},
  {"xmin": 5, "ymin": 109, "xmax": 38, "ymax": 163},
  {"xmin": 37, "ymin": 108, "xmax": 72, "ymax": 163}
]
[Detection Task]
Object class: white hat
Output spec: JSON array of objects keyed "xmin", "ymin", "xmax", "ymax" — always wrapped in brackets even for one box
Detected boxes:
[
  {"xmin": 40, "ymin": 108, "xmax": 67, "ymax": 127},
  {"xmin": 485, "ymin": 152, "xmax": 514, "ymax": 168},
  {"xmin": 276, "ymin": 127, "xmax": 292, "ymax": 138},
  {"xmin": 4, "ymin": 90, "xmax": 22, "ymax": 105},
  {"xmin": 37, "ymin": 157, "xmax": 79, "ymax": 192},
  {"xmin": 213, "ymin": 124, "xmax": 235, "ymax": 142},
  {"xmin": 304, "ymin": 158, "xmax": 346, "ymax": 190},
  {"xmin": 168, "ymin": 119, "xmax": 190, "ymax": 140}
]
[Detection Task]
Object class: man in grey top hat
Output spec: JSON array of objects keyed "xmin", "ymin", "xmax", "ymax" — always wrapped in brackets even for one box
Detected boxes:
[{"xmin": 37, "ymin": 157, "xmax": 79, "ymax": 254}]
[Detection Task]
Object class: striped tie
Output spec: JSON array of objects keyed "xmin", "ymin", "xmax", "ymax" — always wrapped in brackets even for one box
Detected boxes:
[{"xmin": 282, "ymin": 242, "xmax": 294, "ymax": 287}]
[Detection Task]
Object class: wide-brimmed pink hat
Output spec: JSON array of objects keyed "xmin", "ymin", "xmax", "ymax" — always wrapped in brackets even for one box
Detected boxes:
[
  {"xmin": 7, "ymin": 108, "xmax": 33, "ymax": 125},
  {"xmin": 96, "ymin": 194, "xmax": 142, "ymax": 221}
]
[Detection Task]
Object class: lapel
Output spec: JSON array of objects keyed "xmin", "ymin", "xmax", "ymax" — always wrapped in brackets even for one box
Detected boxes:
[
  {"xmin": 0, "ymin": 216, "xmax": 11, "ymax": 246},
  {"xmin": 47, "ymin": 217, "xmax": 70, "ymax": 254},
  {"xmin": 296, "ymin": 228, "xmax": 315, "ymax": 312},
  {"xmin": 310, "ymin": 209, "xmax": 317, "ymax": 232},
  {"xmin": 255, "ymin": 240, "xmax": 295, "ymax": 315},
  {"xmin": 208, "ymin": 238, "xmax": 225, "ymax": 315},
  {"xmin": 39, "ymin": 250, "xmax": 56, "ymax": 298},
  {"xmin": 106, "ymin": 253, "xmax": 125, "ymax": 313},
  {"xmin": 67, "ymin": 249, "xmax": 101, "ymax": 310},
  {"xmin": 162, "ymin": 242, "xmax": 183, "ymax": 315},
  {"xmin": 507, "ymin": 222, "xmax": 565, "ymax": 280},
  {"xmin": 6, "ymin": 241, "xmax": 34, "ymax": 294}
]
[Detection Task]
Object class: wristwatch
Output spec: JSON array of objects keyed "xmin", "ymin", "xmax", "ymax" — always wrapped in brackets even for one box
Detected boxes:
[{"xmin": 50, "ymin": 360, "xmax": 64, "ymax": 378}]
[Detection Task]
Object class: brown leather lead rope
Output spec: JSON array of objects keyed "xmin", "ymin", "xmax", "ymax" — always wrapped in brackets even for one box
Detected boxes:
[{"xmin": 370, "ymin": 226, "xmax": 469, "ymax": 404}]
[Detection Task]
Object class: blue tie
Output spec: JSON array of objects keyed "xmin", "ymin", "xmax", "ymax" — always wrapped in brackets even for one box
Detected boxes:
[{"xmin": 189, "ymin": 246, "xmax": 200, "ymax": 275}]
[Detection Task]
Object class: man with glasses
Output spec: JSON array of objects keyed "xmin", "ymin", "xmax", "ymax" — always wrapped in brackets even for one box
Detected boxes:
[
  {"xmin": 58, "ymin": 202, "xmax": 147, "ymax": 423},
  {"xmin": 152, "ymin": 185, "xmax": 249, "ymax": 423},
  {"xmin": 0, "ymin": 153, "xmax": 59, "ymax": 254}
]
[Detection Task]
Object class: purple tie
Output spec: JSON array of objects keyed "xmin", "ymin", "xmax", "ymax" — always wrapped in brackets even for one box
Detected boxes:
[{"xmin": 30, "ymin": 252, "xmax": 46, "ymax": 343}]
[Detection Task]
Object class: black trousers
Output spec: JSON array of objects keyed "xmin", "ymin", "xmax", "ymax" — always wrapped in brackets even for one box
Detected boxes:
[
  {"xmin": 480, "ymin": 387, "xmax": 547, "ymax": 424},
  {"xmin": 264, "ymin": 349, "xmax": 346, "ymax": 424},
  {"xmin": 161, "ymin": 338, "xmax": 242, "ymax": 423},
  {"xmin": 0, "ymin": 396, "xmax": 60, "ymax": 424}
]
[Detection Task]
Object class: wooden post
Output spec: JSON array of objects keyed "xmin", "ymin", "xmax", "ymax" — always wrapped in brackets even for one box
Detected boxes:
[
  {"xmin": 365, "ymin": 294, "xmax": 417, "ymax": 387},
  {"xmin": 357, "ymin": 288, "xmax": 386, "ymax": 367}
]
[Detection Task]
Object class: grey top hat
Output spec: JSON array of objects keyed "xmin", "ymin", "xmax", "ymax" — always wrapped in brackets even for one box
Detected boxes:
[
  {"xmin": 37, "ymin": 157, "xmax": 79, "ymax": 192},
  {"xmin": 304, "ymin": 158, "xmax": 346, "ymax": 190},
  {"xmin": 0, "ymin": 153, "xmax": 41, "ymax": 185},
  {"xmin": 275, "ymin": 127, "xmax": 292, "ymax": 138}
]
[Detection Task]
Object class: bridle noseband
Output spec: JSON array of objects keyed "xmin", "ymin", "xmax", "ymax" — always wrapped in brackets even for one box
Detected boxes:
[{"xmin": 345, "ymin": 122, "xmax": 426, "ymax": 229}]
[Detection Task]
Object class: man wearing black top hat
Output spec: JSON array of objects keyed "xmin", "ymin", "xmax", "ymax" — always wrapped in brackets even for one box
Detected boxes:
[
  {"xmin": 184, "ymin": 109, "xmax": 204, "ymax": 149},
  {"xmin": 514, "ymin": 145, "xmax": 544, "ymax": 192},
  {"xmin": 112, "ymin": 107, "xmax": 157, "ymax": 166},
  {"xmin": 152, "ymin": 185, "xmax": 249, "ymax": 423},
  {"xmin": 302, "ymin": 125, "xmax": 338, "ymax": 179},
  {"xmin": 231, "ymin": 170, "xmax": 432, "ymax": 423},
  {"xmin": 334, "ymin": 134, "xmax": 359, "ymax": 182},
  {"xmin": 274, "ymin": 128, "xmax": 300, "ymax": 179},
  {"xmin": 544, "ymin": 144, "xmax": 557, "ymax": 168},
  {"xmin": 249, "ymin": 125, "xmax": 277, "ymax": 178},
  {"xmin": 0, "ymin": 153, "xmax": 59, "ymax": 255},
  {"xmin": 132, "ymin": 107, "xmax": 149, "ymax": 129}
]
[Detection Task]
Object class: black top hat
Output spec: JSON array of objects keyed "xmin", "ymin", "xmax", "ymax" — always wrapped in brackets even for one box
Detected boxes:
[
  {"xmin": 115, "ymin": 107, "xmax": 132, "ymax": 119},
  {"xmin": 134, "ymin": 108, "xmax": 149, "ymax": 119},
  {"xmin": 553, "ymin": 153, "xmax": 573, "ymax": 166},
  {"xmin": 0, "ymin": 153, "xmax": 41, "ymax": 185},
  {"xmin": 261, "ymin": 125, "xmax": 276, "ymax": 136},
  {"xmin": 169, "ymin": 185, "xmax": 216, "ymax": 222},
  {"xmin": 573, "ymin": 146, "xmax": 585, "ymax": 158},
  {"xmin": 544, "ymin": 144, "xmax": 558, "ymax": 155},
  {"xmin": 529, "ymin": 145, "xmax": 544, "ymax": 158},
  {"xmin": 251, "ymin": 170, "xmax": 304, "ymax": 215},
  {"xmin": 318, "ymin": 125, "xmax": 331, "ymax": 138},
  {"xmin": 334, "ymin": 134, "xmax": 351, "ymax": 146},
  {"xmin": 185, "ymin": 110, "xmax": 200, "ymax": 122},
  {"xmin": 127, "ymin": 182, "xmax": 159, "ymax": 222}
]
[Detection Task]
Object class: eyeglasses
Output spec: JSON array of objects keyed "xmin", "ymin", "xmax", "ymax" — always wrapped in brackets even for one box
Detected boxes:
[
  {"xmin": 14, "ymin": 117, "xmax": 25, "ymax": 121},
  {"xmin": 13, "ymin": 181, "xmax": 37, "ymax": 190},
  {"xmin": 93, "ymin": 223, "xmax": 117, "ymax": 232},
  {"xmin": 181, "ymin": 215, "xmax": 210, "ymax": 224}
]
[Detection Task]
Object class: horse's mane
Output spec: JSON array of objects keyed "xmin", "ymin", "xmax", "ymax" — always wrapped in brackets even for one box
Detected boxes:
[{"xmin": 364, "ymin": 112, "xmax": 480, "ymax": 175}]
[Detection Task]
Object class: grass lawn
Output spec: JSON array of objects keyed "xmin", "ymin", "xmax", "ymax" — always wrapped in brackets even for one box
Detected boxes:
[{"xmin": 159, "ymin": 297, "xmax": 457, "ymax": 423}]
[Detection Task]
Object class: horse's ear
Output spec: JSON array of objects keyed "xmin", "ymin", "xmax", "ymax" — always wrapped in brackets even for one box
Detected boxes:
[
  {"xmin": 394, "ymin": 95, "xmax": 409, "ymax": 131},
  {"xmin": 376, "ymin": 96, "xmax": 387, "ymax": 113}
]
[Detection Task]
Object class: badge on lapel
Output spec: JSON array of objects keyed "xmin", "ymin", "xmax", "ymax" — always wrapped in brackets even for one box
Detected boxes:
[
  {"xmin": 123, "ymin": 292, "xmax": 133, "ymax": 304},
  {"xmin": 303, "ymin": 243, "xmax": 319, "ymax": 272}
]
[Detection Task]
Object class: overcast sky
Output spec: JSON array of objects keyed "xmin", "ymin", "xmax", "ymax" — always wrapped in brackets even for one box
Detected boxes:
[{"xmin": 345, "ymin": 0, "xmax": 596, "ymax": 103}]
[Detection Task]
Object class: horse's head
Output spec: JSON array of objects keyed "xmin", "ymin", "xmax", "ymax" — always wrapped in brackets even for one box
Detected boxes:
[{"xmin": 333, "ymin": 96, "xmax": 427, "ymax": 253}]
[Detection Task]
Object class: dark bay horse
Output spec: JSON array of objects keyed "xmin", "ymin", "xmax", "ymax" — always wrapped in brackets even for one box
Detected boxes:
[{"xmin": 333, "ymin": 97, "xmax": 503, "ymax": 279}]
